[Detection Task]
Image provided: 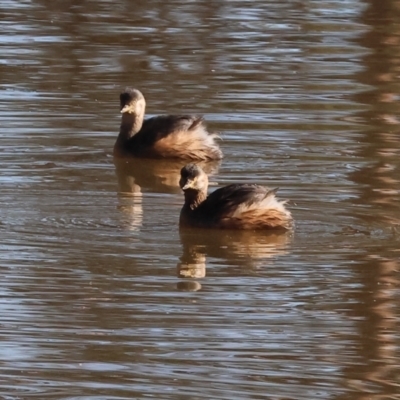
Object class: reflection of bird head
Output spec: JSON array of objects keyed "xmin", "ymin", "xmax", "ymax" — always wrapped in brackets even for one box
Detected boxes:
[
  {"xmin": 177, "ymin": 248, "xmax": 206, "ymax": 279},
  {"xmin": 176, "ymin": 281, "xmax": 202, "ymax": 291}
]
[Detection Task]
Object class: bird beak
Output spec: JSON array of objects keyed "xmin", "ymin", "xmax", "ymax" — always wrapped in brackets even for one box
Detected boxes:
[
  {"xmin": 181, "ymin": 179, "xmax": 194, "ymax": 191},
  {"xmin": 120, "ymin": 104, "xmax": 131, "ymax": 114}
]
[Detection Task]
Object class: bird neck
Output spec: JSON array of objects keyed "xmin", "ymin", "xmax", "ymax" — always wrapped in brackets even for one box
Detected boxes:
[
  {"xmin": 118, "ymin": 113, "xmax": 144, "ymax": 142},
  {"xmin": 183, "ymin": 189, "xmax": 207, "ymax": 210}
]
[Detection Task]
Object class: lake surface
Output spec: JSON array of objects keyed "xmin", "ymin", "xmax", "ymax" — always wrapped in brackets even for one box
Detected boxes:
[{"xmin": 1, "ymin": 0, "xmax": 400, "ymax": 399}]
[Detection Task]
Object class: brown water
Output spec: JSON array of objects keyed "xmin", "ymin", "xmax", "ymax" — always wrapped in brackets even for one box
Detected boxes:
[{"xmin": 1, "ymin": 0, "xmax": 400, "ymax": 399}]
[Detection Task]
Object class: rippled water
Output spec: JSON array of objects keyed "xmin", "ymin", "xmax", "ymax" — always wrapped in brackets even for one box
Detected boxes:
[{"xmin": 1, "ymin": 0, "xmax": 400, "ymax": 399}]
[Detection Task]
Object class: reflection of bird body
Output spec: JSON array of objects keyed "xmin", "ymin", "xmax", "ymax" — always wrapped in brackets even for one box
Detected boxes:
[
  {"xmin": 114, "ymin": 157, "xmax": 221, "ymax": 194},
  {"xmin": 114, "ymin": 88, "xmax": 222, "ymax": 160},
  {"xmin": 179, "ymin": 164, "xmax": 293, "ymax": 230}
]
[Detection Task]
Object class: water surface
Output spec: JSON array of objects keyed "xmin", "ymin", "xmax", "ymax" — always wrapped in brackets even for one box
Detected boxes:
[{"xmin": 1, "ymin": 0, "xmax": 400, "ymax": 399}]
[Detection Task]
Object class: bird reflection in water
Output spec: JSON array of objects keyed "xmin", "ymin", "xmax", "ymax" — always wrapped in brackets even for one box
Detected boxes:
[
  {"xmin": 115, "ymin": 171, "xmax": 143, "ymax": 232},
  {"xmin": 114, "ymin": 158, "xmax": 220, "ymax": 231},
  {"xmin": 115, "ymin": 157, "xmax": 220, "ymax": 195},
  {"xmin": 176, "ymin": 228, "xmax": 293, "ymax": 290}
]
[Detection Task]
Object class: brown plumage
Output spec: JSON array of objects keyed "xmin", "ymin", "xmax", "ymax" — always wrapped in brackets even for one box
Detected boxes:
[
  {"xmin": 114, "ymin": 88, "xmax": 222, "ymax": 160},
  {"xmin": 179, "ymin": 164, "xmax": 293, "ymax": 230}
]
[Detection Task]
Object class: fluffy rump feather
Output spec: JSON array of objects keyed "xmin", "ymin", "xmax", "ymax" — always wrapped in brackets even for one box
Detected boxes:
[
  {"xmin": 152, "ymin": 121, "xmax": 222, "ymax": 160},
  {"xmin": 201, "ymin": 184, "xmax": 292, "ymax": 230}
]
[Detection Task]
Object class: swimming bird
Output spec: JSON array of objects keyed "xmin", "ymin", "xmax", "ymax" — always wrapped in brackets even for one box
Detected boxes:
[
  {"xmin": 114, "ymin": 88, "xmax": 222, "ymax": 160},
  {"xmin": 179, "ymin": 164, "xmax": 293, "ymax": 230}
]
